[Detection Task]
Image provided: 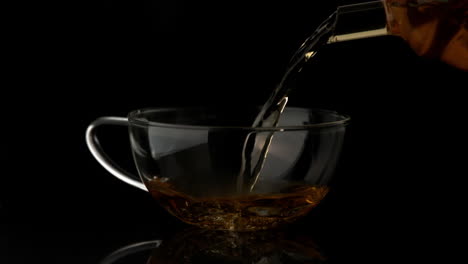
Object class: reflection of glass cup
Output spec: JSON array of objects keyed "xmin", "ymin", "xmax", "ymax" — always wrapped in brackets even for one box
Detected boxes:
[
  {"xmin": 86, "ymin": 107, "xmax": 349, "ymax": 231},
  {"xmin": 100, "ymin": 228, "xmax": 326, "ymax": 264}
]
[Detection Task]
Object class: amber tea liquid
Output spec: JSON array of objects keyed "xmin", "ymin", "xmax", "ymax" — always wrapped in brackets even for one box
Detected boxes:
[{"xmin": 146, "ymin": 178, "xmax": 328, "ymax": 231}]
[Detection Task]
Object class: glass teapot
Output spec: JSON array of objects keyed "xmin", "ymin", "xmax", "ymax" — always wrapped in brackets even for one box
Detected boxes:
[{"xmin": 329, "ymin": 0, "xmax": 467, "ymax": 71}]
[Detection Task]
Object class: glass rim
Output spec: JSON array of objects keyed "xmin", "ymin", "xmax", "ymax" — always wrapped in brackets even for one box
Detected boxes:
[{"xmin": 128, "ymin": 107, "xmax": 350, "ymax": 131}]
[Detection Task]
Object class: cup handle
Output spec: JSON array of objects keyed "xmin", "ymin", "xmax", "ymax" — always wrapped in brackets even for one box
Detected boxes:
[{"xmin": 85, "ymin": 116, "xmax": 147, "ymax": 191}]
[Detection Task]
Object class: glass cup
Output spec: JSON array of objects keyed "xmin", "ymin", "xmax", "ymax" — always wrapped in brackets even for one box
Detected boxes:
[{"xmin": 86, "ymin": 107, "xmax": 349, "ymax": 231}]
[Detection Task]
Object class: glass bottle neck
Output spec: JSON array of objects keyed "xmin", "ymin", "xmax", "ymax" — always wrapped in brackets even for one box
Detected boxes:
[{"xmin": 328, "ymin": 0, "xmax": 389, "ymax": 43}]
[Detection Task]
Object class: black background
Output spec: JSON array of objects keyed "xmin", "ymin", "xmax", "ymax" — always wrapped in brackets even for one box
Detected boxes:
[{"xmin": 3, "ymin": 0, "xmax": 467, "ymax": 263}]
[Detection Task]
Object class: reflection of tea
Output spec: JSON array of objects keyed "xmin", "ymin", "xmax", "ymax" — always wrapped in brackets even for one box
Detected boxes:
[
  {"xmin": 147, "ymin": 228, "xmax": 326, "ymax": 264},
  {"xmin": 146, "ymin": 178, "xmax": 329, "ymax": 231}
]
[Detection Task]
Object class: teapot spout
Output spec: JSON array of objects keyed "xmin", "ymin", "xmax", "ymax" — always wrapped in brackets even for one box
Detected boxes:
[{"xmin": 328, "ymin": 1, "xmax": 388, "ymax": 43}]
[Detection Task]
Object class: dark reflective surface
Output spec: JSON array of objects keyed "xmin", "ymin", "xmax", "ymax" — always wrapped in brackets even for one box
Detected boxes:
[{"xmin": 100, "ymin": 228, "xmax": 325, "ymax": 264}]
